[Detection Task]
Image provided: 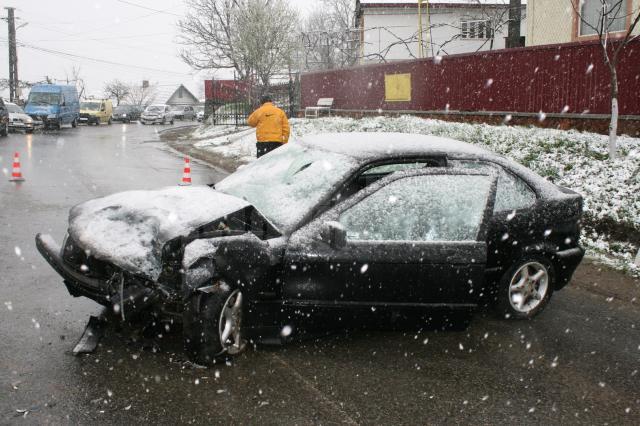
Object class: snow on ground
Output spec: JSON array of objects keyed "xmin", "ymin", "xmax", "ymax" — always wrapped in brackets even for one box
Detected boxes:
[{"xmin": 192, "ymin": 116, "xmax": 640, "ymax": 276}]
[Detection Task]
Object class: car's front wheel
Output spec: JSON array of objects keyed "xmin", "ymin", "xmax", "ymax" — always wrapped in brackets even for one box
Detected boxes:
[
  {"xmin": 496, "ymin": 257, "xmax": 554, "ymax": 319},
  {"xmin": 183, "ymin": 287, "xmax": 246, "ymax": 365}
]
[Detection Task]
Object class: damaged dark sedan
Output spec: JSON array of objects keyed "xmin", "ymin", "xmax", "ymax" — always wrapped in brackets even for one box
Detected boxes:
[{"xmin": 36, "ymin": 132, "xmax": 585, "ymax": 364}]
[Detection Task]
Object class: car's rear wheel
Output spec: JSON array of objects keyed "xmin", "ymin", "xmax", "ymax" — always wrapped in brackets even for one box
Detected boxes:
[
  {"xmin": 496, "ymin": 257, "xmax": 554, "ymax": 319},
  {"xmin": 1, "ymin": 122, "xmax": 7, "ymax": 137},
  {"xmin": 183, "ymin": 287, "xmax": 246, "ymax": 365},
  {"xmin": 71, "ymin": 118, "xmax": 77, "ymax": 128}
]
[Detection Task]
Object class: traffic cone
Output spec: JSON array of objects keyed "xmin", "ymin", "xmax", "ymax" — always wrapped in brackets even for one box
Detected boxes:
[
  {"xmin": 179, "ymin": 156, "xmax": 192, "ymax": 186},
  {"xmin": 9, "ymin": 152, "xmax": 25, "ymax": 182}
]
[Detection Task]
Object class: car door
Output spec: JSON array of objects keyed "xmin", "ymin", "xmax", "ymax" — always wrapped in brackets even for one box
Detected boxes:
[{"xmin": 282, "ymin": 168, "xmax": 497, "ymax": 314}]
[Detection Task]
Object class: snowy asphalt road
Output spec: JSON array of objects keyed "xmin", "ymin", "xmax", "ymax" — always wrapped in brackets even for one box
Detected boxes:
[{"xmin": 1, "ymin": 124, "xmax": 639, "ymax": 424}]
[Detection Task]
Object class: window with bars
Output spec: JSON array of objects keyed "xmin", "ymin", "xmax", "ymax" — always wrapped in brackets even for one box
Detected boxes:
[{"xmin": 460, "ymin": 20, "xmax": 493, "ymax": 40}]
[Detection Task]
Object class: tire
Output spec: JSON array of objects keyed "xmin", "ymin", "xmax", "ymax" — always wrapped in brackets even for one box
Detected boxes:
[
  {"xmin": 170, "ymin": 119, "xmax": 174, "ymax": 125},
  {"xmin": 71, "ymin": 118, "xmax": 77, "ymax": 128},
  {"xmin": 495, "ymin": 257, "xmax": 554, "ymax": 320},
  {"xmin": 25, "ymin": 129, "xmax": 33, "ymax": 134},
  {"xmin": 0, "ymin": 122, "xmax": 7, "ymax": 137},
  {"xmin": 108, "ymin": 118, "xmax": 112, "ymax": 125},
  {"xmin": 183, "ymin": 287, "xmax": 246, "ymax": 365}
]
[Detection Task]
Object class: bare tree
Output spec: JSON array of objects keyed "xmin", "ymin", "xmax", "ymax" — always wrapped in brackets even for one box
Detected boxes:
[
  {"xmin": 126, "ymin": 83, "xmax": 158, "ymax": 107},
  {"xmin": 178, "ymin": 0, "xmax": 298, "ymax": 89},
  {"xmin": 573, "ymin": 0, "xmax": 640, "ymax": 160},
  {"xmin": 104, "ymin": 80, "xmax": 131, "ymax": 105},
  {"xmin": 301, "ymin": 0, "xmax": 358, "ymax": 71},
  {"xmin": 65, "ymin": 66, "xmax": 86, "ymax": 99}
]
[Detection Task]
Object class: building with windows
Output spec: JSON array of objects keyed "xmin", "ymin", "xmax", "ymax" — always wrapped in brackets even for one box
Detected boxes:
[
  {"xmin": 526, "ymin": 0, "xmax": 639, "ymax": 46},
  {"xmin": 355, "ymin": 0, "xmax": 527, "ymax": 63}
]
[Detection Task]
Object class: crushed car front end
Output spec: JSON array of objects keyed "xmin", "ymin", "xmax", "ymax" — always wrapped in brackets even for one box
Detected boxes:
[{"xmin": 36, "ymin": 233, "xmax": 165, "ymax": 315}]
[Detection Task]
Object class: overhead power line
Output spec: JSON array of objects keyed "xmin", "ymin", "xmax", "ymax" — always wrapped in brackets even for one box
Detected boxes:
[
  {"xmin": 116, "ymin": 0, "xmax": 184, "ymax": 18},
  {"xmin": 0, "ymin": 38, "xmax": 191, "ymax": 77}
]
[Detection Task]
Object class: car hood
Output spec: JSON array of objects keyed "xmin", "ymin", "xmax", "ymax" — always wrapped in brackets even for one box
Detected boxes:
[
  {"xmin": 9, "ymin": 112, "xmax": 32, "ymax": 121},
  {"xmin": 67, "ymin": 186, "xmax": 249, "ymax": 280}
]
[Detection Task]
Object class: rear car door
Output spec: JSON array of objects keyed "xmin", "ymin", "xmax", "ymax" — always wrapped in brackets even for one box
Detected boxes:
[{"xmin": 282, "ymin": 168, "xmax": 497, "ymax": 311}]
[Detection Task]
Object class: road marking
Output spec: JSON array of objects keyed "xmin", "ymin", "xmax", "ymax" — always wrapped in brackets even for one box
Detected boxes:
[{"xmin": 271, "ymin": 354, "xmax": 360, "ymax": 425}]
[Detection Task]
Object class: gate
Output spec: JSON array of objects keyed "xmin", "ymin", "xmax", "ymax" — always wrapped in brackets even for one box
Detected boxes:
[{"xmin": 205, "ymin": 73, "xmax": 299, "ymax": 126}]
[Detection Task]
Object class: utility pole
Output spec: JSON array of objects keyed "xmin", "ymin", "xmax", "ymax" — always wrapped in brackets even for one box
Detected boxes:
[
  {"xmin": 4, "ymin": 7, "xmax": 18, "ymax": 102},
  {"xmin": 507, "ymin": 0, "xmax": 523, "ymax": 48}
]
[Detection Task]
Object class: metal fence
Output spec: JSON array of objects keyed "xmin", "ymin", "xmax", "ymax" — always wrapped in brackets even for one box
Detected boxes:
[{"xmin": 205, "ymin": 74, "xmax": 300, "ymax": 126}]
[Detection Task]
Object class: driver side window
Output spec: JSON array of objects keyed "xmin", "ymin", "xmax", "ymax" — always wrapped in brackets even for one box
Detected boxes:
[{"xmin": 338, "ymin": 174, "xmax": 493, "ymax": 242}]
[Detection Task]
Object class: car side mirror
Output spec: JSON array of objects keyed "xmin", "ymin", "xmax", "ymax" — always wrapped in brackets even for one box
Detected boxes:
[{"xmin": 320, "ymin": 221, "xmax": 347, "ymax": 250}]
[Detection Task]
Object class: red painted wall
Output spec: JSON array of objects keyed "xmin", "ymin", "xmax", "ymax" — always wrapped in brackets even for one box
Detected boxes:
[
  {"xmin": 301, "ymin": 39, "xmax": 640, "ymax": 116},
  {"xmin": 204, "ymin": 80, "xmax": 251, "ymax": 102}
]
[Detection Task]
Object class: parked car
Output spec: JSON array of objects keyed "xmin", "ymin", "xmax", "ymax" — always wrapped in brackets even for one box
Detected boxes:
[
  {"xmin": 141, "ymin": 105, "xmax": 174, "ymax": 125},
  {"xmin": 79, "ymin": 99, "xmax": 113, "ymax": 125},
  {"xmin": 0, "ymin": 98, "xmax": 8, "ymax": 137},
  {"xmin": 36, "ymin": 133, "xmax": 585, "ymax": 365},
  {"xmin": 171, "ymin": 105, "xmax": 196, "ymax": 121},
  {"xmin": 25, "ymin": 85, "xmax": 80, "ymax": 130},
  {"xmin": 112, "ymin": 105, "xmax": 142, "ymax": 123},
  {"xmin": 195, "ymin": 106, "xmax": 205, "ymax": 122},
  {"xmin": 5, "ymin": 101, "xmax": 36, "ymax": 133}
]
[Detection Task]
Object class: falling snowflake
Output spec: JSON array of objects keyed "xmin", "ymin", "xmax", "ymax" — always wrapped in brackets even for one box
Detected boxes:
[
  {"xmin": 360, "ymin": 264, "xmax": 369, "ymax": 274},
  {"xmin": 280, "ymin": 325, "xmax": 293, "ymax": 337},
  {"xmin": 14, "ymin": 246, "xmax": 22, "ymax": 257}
]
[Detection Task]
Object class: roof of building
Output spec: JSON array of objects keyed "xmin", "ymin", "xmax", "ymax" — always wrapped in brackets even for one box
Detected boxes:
[{"xmin": 165, "ymin": 84, "xmax": 199, "ymax": 105}]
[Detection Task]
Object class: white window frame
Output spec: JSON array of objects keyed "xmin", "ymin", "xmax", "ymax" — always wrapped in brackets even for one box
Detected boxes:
[{"xmin": 579, "ymin": 0, "xmax": 629, "ymax": 37}]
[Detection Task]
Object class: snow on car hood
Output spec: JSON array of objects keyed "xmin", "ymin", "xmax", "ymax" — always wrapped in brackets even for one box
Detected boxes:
[{"xmin": 68, "ymin": 186, "xmax": 249, "ymax": 280}]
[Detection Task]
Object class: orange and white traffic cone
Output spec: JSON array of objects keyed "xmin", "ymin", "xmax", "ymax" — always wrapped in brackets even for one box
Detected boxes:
[
  {"xmin": 9, "ymin": 152, "xmax": 25, "ymax": 182},
  {"xmin": 179, "ymin": 156, "xmax": 192, "ymax": 186}
]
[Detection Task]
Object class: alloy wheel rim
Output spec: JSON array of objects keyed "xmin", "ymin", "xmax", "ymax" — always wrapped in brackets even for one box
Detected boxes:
[
  {"xmin": 218, "ymin": 290, "xmax": 243, "ymax": 354},
  {"xmin": 508, "ymin": 262, "xmax": 549, "ymax": 313}
]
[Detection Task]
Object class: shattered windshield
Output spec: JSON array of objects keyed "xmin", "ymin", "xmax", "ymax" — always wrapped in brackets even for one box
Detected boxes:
[{"xmin": 216, "ymin": 144, "xmax": 357, "ymax": 232}]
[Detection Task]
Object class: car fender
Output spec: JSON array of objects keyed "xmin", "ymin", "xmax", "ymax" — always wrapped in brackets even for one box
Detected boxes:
[{"xmin": 182, "ymin": 234, "xmax": 276, "ymax": 298}]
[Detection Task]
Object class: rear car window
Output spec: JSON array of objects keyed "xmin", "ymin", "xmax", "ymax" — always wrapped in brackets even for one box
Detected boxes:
[{"xmin": 450, "ymin": 160, "xmax": 536, "ymax": 212}]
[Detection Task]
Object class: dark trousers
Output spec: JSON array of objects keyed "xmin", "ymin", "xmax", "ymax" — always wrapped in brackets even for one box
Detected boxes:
[{"xmin": 256, "ymin": 142, "xmax": 284, "ymax": 158}]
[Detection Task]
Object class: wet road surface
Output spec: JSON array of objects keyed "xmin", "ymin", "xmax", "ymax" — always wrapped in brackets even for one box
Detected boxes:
[{"xmin": 1, "ymin": 123, "xmax": 639, "ymax": 424}]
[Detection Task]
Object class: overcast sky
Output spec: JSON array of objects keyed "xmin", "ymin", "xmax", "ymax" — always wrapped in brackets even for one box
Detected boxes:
[{"xmin": 1, "ymin": 0, "xmax": 316, "ymax": 101}]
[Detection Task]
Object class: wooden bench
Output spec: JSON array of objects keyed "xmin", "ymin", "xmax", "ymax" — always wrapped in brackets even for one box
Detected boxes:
[{"xmin": 304, "ymin": 98, "xmax": 334, "ymax": 119}]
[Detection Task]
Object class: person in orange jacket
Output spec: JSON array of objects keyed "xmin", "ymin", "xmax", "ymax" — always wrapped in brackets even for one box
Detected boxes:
[{"xmin": 248, "ymin": 94, "xmax": 290, "ymax": 158}]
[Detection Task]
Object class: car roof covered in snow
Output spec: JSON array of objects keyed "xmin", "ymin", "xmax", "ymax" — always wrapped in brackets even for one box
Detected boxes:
[
  {"xmin": 297, "ymin": 132, "xmax": 574, "ymax": 200},
  {"xmin": 299, "ymin": 132, "xmax": 494, "ymax": 159}
]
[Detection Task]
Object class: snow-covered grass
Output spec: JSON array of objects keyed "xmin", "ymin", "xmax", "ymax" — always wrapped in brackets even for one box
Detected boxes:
[{"xmin": 192, "ymin": 116, "xmax": 640, "ymax": 276}]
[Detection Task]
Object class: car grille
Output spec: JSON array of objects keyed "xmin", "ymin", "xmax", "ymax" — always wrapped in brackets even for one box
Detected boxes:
[
  {"xmin": 79, "ymin": 113, "xmax": 91, "ymax": 120},
  {"xmin": 63, "ymin": 235, "xmax": 117, "ymax": 280}
]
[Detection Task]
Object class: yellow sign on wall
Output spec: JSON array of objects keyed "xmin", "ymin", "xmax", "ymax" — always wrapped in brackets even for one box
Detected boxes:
[{"xmin": 385, "ymin": 73, "xmax": 412, "ymax": 102}]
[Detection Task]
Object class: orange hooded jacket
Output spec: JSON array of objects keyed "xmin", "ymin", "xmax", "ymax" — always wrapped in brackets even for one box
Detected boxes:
[{"xmin": 247, "ymin": 102, "xmax": 290, "ymax": 143}]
